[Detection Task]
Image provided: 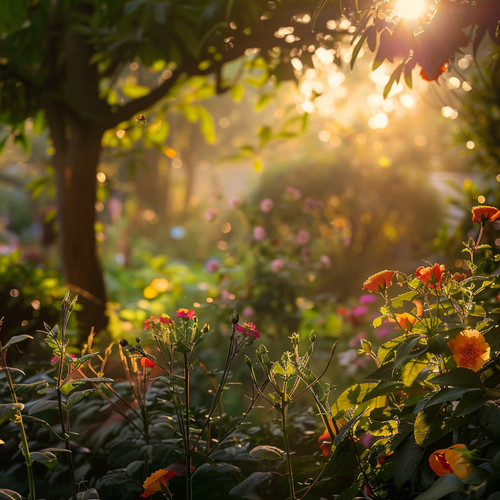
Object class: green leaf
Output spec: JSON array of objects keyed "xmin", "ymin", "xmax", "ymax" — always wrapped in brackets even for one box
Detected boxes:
[
  {"xmin": 0, "ymin": 0, "xmax": 27, "ymax": 33},
  {"xmin": 121, "ymin": 84, "xmax": 150, "ymax": 99},
  {"xmin": 332, "ymin": 409, "xmax": 368, "ymax": 447},
  {"xmin": 392, "ymin": 432, "xmax": 425, "ymax": 490},
  {"xmin": 0, "ymin": 489, "xmax": 23, "ymax": 500},
  {"xmin": 429, "ymin": 368, "xmax": 484, "ymax": 389},
  {"xmin": 414, "ymin": 404, "xmax": 454, "ymax": 447},
  {"xmin": 453, "ymin": 389, "xmax": 488, "ymax": 417},
  {"xmin": 248, "ymin": 445, "xmax": 285, "ymax": 460},
  {"xmin": 331, "ymin": 382, "xmax": 379, "ymax": 416},
  {"xmin": 2, "ymin": 334, "xmax": 33, "ymax": 350},
  {"xmin": 0, "ymin": 403, "xmax": 24, "ymax": 425},
  {"xmin": 67, "ymin": 389, "xmax": 94, "ymax": 409},
  {"xmin": 255, "ymin": 93, "xmax": 271, "ymax": 111},
  {"xmin": 198, "ymin": 106, "xmax": 216, "ymax": 144},
  {"xmin": 231, "ymin": 83, "xmax": 244, "ymax": 102},
  {"xmin": 401, "ymin": 356, "xmax": 428, "ymax": 387},
  {"xmin": 228, "ymin": 472, "xmax": 272, "ymax": 496},
  {"xmin": 27, "ymin": 399, "xmax": 60, "ymax": 415},
  {"xmin": 31, "ymin": 450, "xmax": 58, "ymax": 471},
  {"xmin": 394, "ymin": 335, "xmax": 423, "ymax": 370},
  {"xmin": 414, "ymin": 473, "xmax": 462, "ymax": 500}
]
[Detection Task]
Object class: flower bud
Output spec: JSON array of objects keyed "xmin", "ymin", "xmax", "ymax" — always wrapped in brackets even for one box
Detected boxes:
[
  {"xmin": 119, "ymin": 339, "xmax": 129, "ymax": 347},
  {"xmin": 231, "ymin": 311, "xmax": 240, "ymax": 325}
]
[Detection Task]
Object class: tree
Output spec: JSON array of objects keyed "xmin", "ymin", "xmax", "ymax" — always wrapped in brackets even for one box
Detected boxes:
[{"xmin": 0, "ymin": 0, "xmax": 497, "ymax": 333}]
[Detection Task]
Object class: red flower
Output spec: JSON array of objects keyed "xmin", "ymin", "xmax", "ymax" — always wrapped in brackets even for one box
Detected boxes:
[
  {"xmin": 318, "ymin": 430, "xmax": 332, "ymax": 457},
  {"xmin": 416, "ymin": 263, "xmax": 444, "ymax": 290},
  {"xmin": 362, "ymin": 270, "xmax": 395, "ymax": 292},
  {"xmin": 140, "ymin": 357, "xmax": 156, "ymax": 368},
  {"xmin": 141, "ymin": 468, "xmax": 175, "ymax": 497},
  {"xmin": 471, "ymin": 205, "xmax": 500, "ymax": 223},
  {"xmin": 235, "ymin": 321, "xmax": 260, "ymax": 339},
  {"xmin": 176, "ymin": 308, "xmax": 196, "ymax": 319}
]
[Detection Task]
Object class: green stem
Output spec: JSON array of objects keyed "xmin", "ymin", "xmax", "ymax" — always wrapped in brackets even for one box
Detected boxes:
[
  {"xmin": 183, "ymin": 352, "xmax": 193, "ymax": 500},
  {"xmin": 281, "ymin": 403, "xmax": 296, "ymax": 500},
  {"xmin": 57, "ymin": 387, "xmax": 77, "ymax": 500},
  {"xmin": 1, "ymin": 349, "xmax": 36, "ymax": 500}
]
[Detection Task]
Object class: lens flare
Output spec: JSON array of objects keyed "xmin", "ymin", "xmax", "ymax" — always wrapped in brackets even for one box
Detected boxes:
[{"xmin": 394, "ymin": 0, "xmax": 427, "ymax": 19}]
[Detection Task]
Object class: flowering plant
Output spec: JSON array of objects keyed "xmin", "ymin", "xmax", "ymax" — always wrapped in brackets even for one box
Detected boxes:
[{"xmin": 322, "ymin": 205, "xmax": 500, "ymax": 498}]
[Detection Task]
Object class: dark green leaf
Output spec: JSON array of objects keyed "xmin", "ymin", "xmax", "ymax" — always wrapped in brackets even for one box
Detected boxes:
[
  {"xmin": 453, "ymin": 389, "xmax": 488, "ymax": 417},
  {"xmin": 248, "ymin": 445, "xmax": 285, "ymax": 460},
  {"xmin": 414, "ymin": 473, "xmax": 462, "ymax": 500},
  {"xmin": 430, "ymin": 368, "xmax": 484, "ymax": 389},
  {"xmin": 0, "ymin": 403, "xmax": 24, "ymax": 425},
  {"xmin": 2, "ymin": 334, "xmax": 33, "ymax": 350},
  {"xmin": 393, "ymin": 432, "xmax": 424, "ymax": 489},
  {"xmin": 31, "ymin": 450, "xmax": 58, "ymax": 471},
  {"xmin": 0, "ymin": 489, "xmax": 23, "ymax": 500},
  {"xmin": 228, "ymin": 472, "xmax": 272, "ymax": 496}
]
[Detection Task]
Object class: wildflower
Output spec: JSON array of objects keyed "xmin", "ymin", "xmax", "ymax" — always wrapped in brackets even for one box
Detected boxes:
[
  {"xmin": 140, "ymin": 357, "xmax": 156, "ymax": 368},
  {"xmin": 141, "ymin": 468, "xmax": 176, "ymax": 498},
  {"xmin": 318, "ymin": 417, "xmax": 347, "ymax": 456},
  {"xmin": 285, "ymin": 186, "xmax": 301, "ymax": 200},
  {"xmin": 235, "ymin": 321, "xmax": 260, "ymax": 339},
  {"xmin": 471, "ymin": 205, "xmax": 500, "ymax": 223},
  {"xmin": 448, "ymin": 328, "xmax": 490, "ymax": 372},
  {"xmin": 260, "ymin": 198, "xmax": 274, "ymax": 212},
  {"xmin": 295, "ymin": 229, "xmax": 310, "ymax": 245},
  {"xmin": 359, "ymin": 294, "xmax": 376, "ymax": 305},
  {"xmin": 144, "ymin": 316, "xmax": 157, "ymax": 330},
  {"xmin": 205, "ymin": 208, "xmax": 219, "ymax": 221},
  {"xmin": 320, "ymin": 254, "xmax": 331, "ymax": 268},
  {"xmin": 416, "ymin": 263, "xmax": 445, "ymax": 290},
  {"xmin": 205, "ymin": 258, "xmax": 220, "ymax": 273},
  {"xmin": 51, "ymin": 353, "xmax": 76, "ymax": 363},
  {"xmin": 388, "ymin": 312, "xmax": 418, "ymax": 331},
  {"xmin": 253, "ymin": 226, "xmax": 266, "ymax": 241},
  {"xmin": 159, "ymin": 315, "xmax": 172, "ymax": 325},
  {"xmin": 228, "ymin": 197, "xmax": 241, "ymax": 209},
  {"xmin": 176, "ymin": 309, "xmax": 196, "ymax": 320},
  {"xmin": 362, "ymin": 270, "xmax": 395, "ymax": 292},
  {"xmin": 428, "ymin": 444, "xmax": 472, "ymax": 480},
  {"xmin": 270, "ymin": 258, "xmax": 285, "ymax": 273}
]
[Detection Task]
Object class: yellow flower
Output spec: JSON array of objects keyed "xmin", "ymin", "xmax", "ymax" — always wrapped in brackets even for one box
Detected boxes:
[
  {"xmin": 448, "ymin": 328, "xmax": 490, "ymax": 372},
  {"xmin": 428, "ymin": 444, "xmax": 472, "ymax": 480},
  {"xmin": 362, "ymin": 270, "xmax": 395, "ymax": 292},
  {"xmin": 141, "ymin": 469, "xmax": 175, "ymax": 498}
]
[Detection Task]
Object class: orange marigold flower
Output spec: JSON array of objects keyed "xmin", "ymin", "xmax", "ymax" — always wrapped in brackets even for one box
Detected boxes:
[
  {"xmin": 471, "ymin": 205, "xmax": 500, "ymax": 223},
  {"xmin": 428, "ymin": 444, "xmax": 472, "ymax": 480},
  {"xmin": 141, "ymin": 468, "xmax": 176, "ymax": 498},
  {"xmin": 388, "ymin": 312, "xmax": 418, "ymax": 331},
  {"xmin": 362, "ymin": 270, "xmax": 395, "ymax": 292},
  {"xmin": 448, "ymin": 328, "xmax": 490, "ymax": 372},
  {"xmin": 416, "ymin": 263, "xmax": 445, "ymax": 290}
]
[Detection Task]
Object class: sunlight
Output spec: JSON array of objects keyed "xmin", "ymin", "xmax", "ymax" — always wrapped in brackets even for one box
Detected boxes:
[{"xmin": 394, "ymin": 0, "xmax": 427, "ymax": 19}]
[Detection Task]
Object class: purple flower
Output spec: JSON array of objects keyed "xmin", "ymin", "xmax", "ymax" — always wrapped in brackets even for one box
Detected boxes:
[{"xmin": 359, "ymin": 294, "xmax": 376, "ymax": 305}]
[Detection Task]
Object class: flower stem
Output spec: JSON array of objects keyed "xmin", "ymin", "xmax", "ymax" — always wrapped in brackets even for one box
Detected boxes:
[
  {"xmin": 183, "ymin": 352, "xmax": 193, "ymax": 500},
  {"xmin": 280, "ymin": 403, "xmax": 296, "ymax": 500},
  {"xmin": 1, "ymin": 347, "xmax": 36, "ymax": 500}
]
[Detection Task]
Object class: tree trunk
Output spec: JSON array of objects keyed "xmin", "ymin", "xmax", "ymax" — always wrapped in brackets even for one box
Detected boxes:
[{"xmin": 53, "ymin": 122, "xmax": 108, "ymax": 334}]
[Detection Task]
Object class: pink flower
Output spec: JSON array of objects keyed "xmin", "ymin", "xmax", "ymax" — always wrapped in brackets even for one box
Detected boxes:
[
  {"xmin": 176, "ymin": 309, "xmax": 196, "ymax": 319},
  {"xmin": 359, "ymin": 294, "xmax": 376, "ymax": 305},
  {"xmin": 242, "ymin": 306, "xmax": 255, "ymax": 318},
  {"xmin": 260, "ymin": 198, "xmax": 274, "ymax": 212},
  {"xmin": 285, "ymin": 186, "xmax": 301, "ymax": 200},
  {"xmin": 159, "ymin": 315, "xmax": 172, "ymax": 325},
  {"xmin": 228, "ymin": 197, "xmax": 241, "ymax": 209},
  {"xmin": 253, "ymin": 226, "xmax": 266, "ymax": 240},
  {"xmin": 296, "ymin": 230, "xmax": 310, "ymax": 245},
  {"xmin": 205, "ymin": 208, "xmax": 219, "ymax": 221},
  {"xmin": 270, "ymin": 259, "xmax": 285, "ymax": 273},
  {"xmin": 205, "ymin": 259, "xmax": 220, "ymax": 273},
  {"xmin": 144, "ymin": 316, "xmax": 158, "ymax": 329},
  {"xmin": 51, "ymin": 353, "xmax": 76, "ymax": 363},
  {"xmin": 320, "ymin": 255, "xmax": 331, "ymax": 268},
  {"xmin": 304, "ymin": 197, "xmax": 323, "ymax": 212},
  {"xmin": 235, "ymin": 321, "xmax": 260, "ymax": 339}
]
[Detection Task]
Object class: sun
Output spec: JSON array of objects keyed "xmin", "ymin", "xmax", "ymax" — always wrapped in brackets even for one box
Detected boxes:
[{"xmin": 394, "ymin": 0, "xmax": 428, "ymax": 19}]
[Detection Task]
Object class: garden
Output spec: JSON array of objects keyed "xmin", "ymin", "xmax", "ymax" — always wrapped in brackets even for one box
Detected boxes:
[{"xmin": 1, "ymin": 1, "xmax": 500, "ymax": 499}]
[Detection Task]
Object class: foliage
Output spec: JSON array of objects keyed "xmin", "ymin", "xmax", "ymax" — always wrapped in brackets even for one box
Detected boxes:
[{"xmin": 1, "ymin": 204, "xmax": 498, "ymax": 500}]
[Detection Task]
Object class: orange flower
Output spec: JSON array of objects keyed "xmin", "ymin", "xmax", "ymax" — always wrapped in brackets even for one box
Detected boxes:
[
  {"xmin": 141, "ymin": 468, "xmax": 176, "ymax": 498},
  {"xmin": 471, "ymin": 205, "xmax": 500, "ymax": 223},
  {"xmin": 429, "ymin": 444, "xmax": 472, "ymax": 480},
  {"xmin": 318, "ymin": 417, "xmax": 347, "ymax": 457},
  {"xmin": 388, "ymin": 312, "xmax": 418, "ymax": 331},
  {"xmin": 416, "ymin": 263, "xmax": 445, "ymax": 290},
  {"xmin": 448, "ymin": 329, "xmax": 490, "ymax": 372},
  {"xmin": 362, "ymin": 270, "xmax": 395, "ymax": 292},
  {"xmin": 451, "ymin": 272, "xmax": 467, "ymax": 282}
]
